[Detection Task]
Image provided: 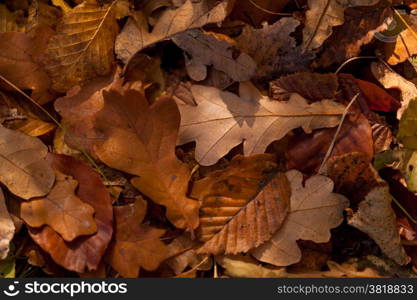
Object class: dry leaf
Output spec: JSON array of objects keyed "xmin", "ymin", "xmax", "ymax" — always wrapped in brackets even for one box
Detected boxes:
[
  {"xmin": 172, "ymin": 29, "xmax": 256, "ymax": 82},
  {"xmin": 0, "ymin": 125, "xmax": 54, "ymax": 199},
  {"xmin": 303, "ymin": 0, "xmax": 381, "ymax": 51},
  {"xmin": 10, "ymin": 119, "xmax": 55, "ymax": 137},
  {"xmin": 21, "ymin": 171, "xmax": 97, "ymax": 242},
  {"xmin": 107, "ymin": 197, "xmax": 167, "ymax": 277},
  {"xmin": 192, "ymin": 156, "xmax": 290, "ymax": 254},
  {"xmin": 93, "ymin": 87, "xmax": 199, "ymax": 229},
  {"xmin": 325, "ymin": 153, "xmax": 410, "ymax": 265},
  {"xmin": 385, "ymin": 15, "xmax": 417, "ymax": 65},
  {"xmin": 0, "ymin": 4, "xmax": 27, "ymax": 32},
  {"xmin": 0, "ymin": 188, "xmax": 14, "ymax": 260},
  {"xmin": 252, "ymin": 170, "xmax": 348, "ymax": 267},
  {"xmin": 29, "ymin": 154, "xmax": 113, "ymax": 273},
  {"xmin": 177, "ymin": 81, "xmax": 345, "ymax": 166},
  {"xmin": 115, "ymin": 0, "xmax": 231, "ymax": 63},
  {"xmin": 45, "ymin": 1, "xmax": 120, "ymax": 92}
]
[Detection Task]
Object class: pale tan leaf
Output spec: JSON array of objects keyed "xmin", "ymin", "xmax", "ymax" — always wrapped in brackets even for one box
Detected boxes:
[
  {"xmin": 172, "ymin": 29, "xmax": 256, "ymax": 82},
  {"xmin": 176, "ymin": 82, "xmax": 345, "ymax": 165},
  {"xmin": 45, "ymin": 1, "xmax": 119, "ymax": 92},
  {"xmin": 251, "ymin": 170, "xmax": 348, "ymax": 267},
  {"xmin": 0, "ymin": 188, "xmax": 14, "ymax": 260},
  {"xmin": 0, "ymin": 125, "xmax": 55, "ymax": 199},
  {"xmin": 115, "ymin": 0, "xmax": 231, "ymax": 63},
  {"xmin": 303, "ymin": 0, "xmax": 381, "ymax": 51},
  {"xmin": 21, "ymin": 171, "xmax": 97, "ymax": 242}
]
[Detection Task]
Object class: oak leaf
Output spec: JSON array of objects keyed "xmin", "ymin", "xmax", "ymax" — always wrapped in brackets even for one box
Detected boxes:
[
  {"xmin": 45, "ymin": 0, "xmax": 120, "ymax": 92},
  {"xmin": 115, "ymin": 0, "xmax": 231, "ymax": 63},
  {"xmin": 93, "ymin": 87, "xmax": 199, "ymax": 229},
  {"xmin": 21, "ymin": 171, "xmax": 97, "ymax": 242},
  {"xmin": 0, "ymin": 125, "xmax": 54, "ymax": 199},
  {"xmin": 303, "ymin": 0, "xmax": 381, "ymax": 51},
  {"xmin": 28, "ymin": 154, "xmax": 113, "ymax": 273},
  {"xmin": 172, "ymin": 29, "xmax": 256, "ymax": 82},
  {"xmin": 0, "ymin": 188, "xmax": 14, "ymax": 260},
  {"xmin": 251, "ymin": 170, "xmax": 348, "ymax": 266},
  {"xmin": 190, "ymin": 154, "xmax": 290, "ymax": 254},
  {"xmin": 176, "ymin": 81, "xmax": 345, "ymax": 166},
  {"xmin": 107, "ymin": 197, "xmax": 167, "ymax": 277}
]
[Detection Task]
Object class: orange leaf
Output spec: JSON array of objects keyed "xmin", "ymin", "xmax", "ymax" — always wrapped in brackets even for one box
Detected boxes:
[
  {"xmin": 107, "ymin": 197, "xmax": 167, "ymax": 277},
  {"xmin": 355, "ymin": 79, "xmax": 401, "ymax": 112}
]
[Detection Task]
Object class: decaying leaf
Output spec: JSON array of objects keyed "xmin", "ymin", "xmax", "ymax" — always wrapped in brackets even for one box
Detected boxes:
[
  {"xmin": 0, "ymin": 188, "xmax": 14, "ymax": 260},
  {"xmin": 94, "ymin": 86, "xmax": 199, "ymax": 229},
  {"xmin": 177, "ymin": 81, "xmax": 345, "ymax": 166},
  {"xmin": 251, "ymin": 170, "xmax": 348, "ymax": 266},
  {"xmin": 326, "ymin": 153, "xmax": 410, "ymax": 265},
  {"xmin": 107, "ymin": 197, "xmax": 167, "ymax": 277},
  {"xmin": 0, "ymin": 125, "xmax": 54, "ymax": 199},
  {"xmin": 115, "ymin": 0, "xmax": 231, "ymax": 63},
  {"xmin": 45, "ymin": 0, "xmax": 120, "ymax": 92},
  {"xmin": 192, "ymin": 155, "xmax": 290, "ymax": 254},
  {"xmin": 21, "ymin": 170, "xmax": 97, "ymax": 242},
  {"xmin": 29, "ymin": 154, "xmax": 113, "ymax": 273},
  {"xmin": 172, "ymin": 29, "xmax": 256, "ymax": 82},
  {"xmin": 302, "ymin": 0, "xmax": 380, "ymax": 51},
  {"xmin": 385, "ymin": 15, "xmax": 417, "ymax": 65}
]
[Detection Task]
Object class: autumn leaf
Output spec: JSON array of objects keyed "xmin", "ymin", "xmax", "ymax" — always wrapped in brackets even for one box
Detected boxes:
[
  {"xmin": 45, "ymin": 0, "xmax": 120, "ymax": 92},
  {"xmin": 172, "ymin": 29, "xmax": 256, "ymax": 82},
  {"xmin": 251, "ymin": 170, "xmax": 348, "ymax": 266},
  {"xmin": 177, "ymin": 81, "xmax": 345, "ymax": 166},
  {"xmin": 190, "ymin": 154, "xmax": 290, "ymax": 254},
  {"xmin": 325, "ymin": 153, "xmax": 410, "ymax": 265},
  {"xmin": 0, "ymin": 4, "xmax": 27, "ymax": 33},
  {"xmin": 21, "ymin": 170, "xmax": 97, "ymax": 242},
  {"xmin": 303, "ymin": 0, "xmax": 381, "ymax": 51},
  {"xmin": 0, "ymin": 125, "xmax": 54, "ymax": 200},
  {"xmin": 107, "ymin": 197, "xmax": 167, "ymax": 277},
  {"xmin": 0, "ymin": 188, "xmax": 14, "ymax": 260},
  {"xmin": 115, "ymin": 0, "xmax": 231, "ymax": 63},
  {"xmin": 93, "ymin": 87, "xmax": 199, "ymax": 229},
  {"xmin": 28, "ymin": 154, "xmax": 113, "ymax": 273}
]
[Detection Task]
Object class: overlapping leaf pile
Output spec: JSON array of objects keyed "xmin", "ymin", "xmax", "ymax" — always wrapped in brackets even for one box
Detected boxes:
[{"xmin": 0, "ymin": 0, "xmax": 417, "ymax": 278}]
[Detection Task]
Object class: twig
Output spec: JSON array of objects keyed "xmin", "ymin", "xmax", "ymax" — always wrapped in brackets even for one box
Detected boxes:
[
  {"xmin": 335, "ymin": 56, "xmax": 378, "ymax": 74},
  {"xmin": 318, "ymin": 93, "xmax": 359, "ymax": 174},
  {"xmin": 394, "ymin": 8, "xmax": 417, "ymax": 43}
]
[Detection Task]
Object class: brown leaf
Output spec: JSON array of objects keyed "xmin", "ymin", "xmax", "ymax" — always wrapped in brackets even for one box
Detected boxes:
[
  {"xmin": 0, "ymin": 125, "xmax": 54, "ymax": 199},
  {"xmin": 252, "ymin": 170, "xmax": 348, "ymax": 266},
  {"xmin": 45, "ymin": 1, "xmax": 120, "ymax": 92},
  {"xmin": 191, "ymin": 154, "xmax": 290, "ymax": 254},
  {"xmin": 302, "ymin": 0, "xmax": 381, "ymax": 51},
  {"xmin": 28, "ymin": 154, "xmax": 113, "ymax": 273},
  {"xmin": 115, "ymin": 0, "xmax": 231, "ymax": 63},
  {"xmin": 385, "ymin": 15, "xmax": 417, "ymax": 65},
  {"xmin": 325, "ymin": 153, "xmax": 410, "ymax": 265},
  {"xmin": 0, "ymin": 188, "xmax": 14, "ymax": 259},
  {"xmin": 107, "ymin": 197, "xmax": 167, "ymax": 277},
  {"xmin": 21, "ymin": 170, "xmax": 97, "ymax": 242},
  {"xmin": 94, "ymin": 86, "xmax": 199, "ymax": 229},
  {"xmin": 0, "ymin": 4, "xmax": 27, "ymax": 32},
  {"xmin": 177, "ymin": 81, "xmax": 345, "ymax": 166},
  {"xmin": 172, "ymin": 29, "xmax": 256, "ymax": 82}
]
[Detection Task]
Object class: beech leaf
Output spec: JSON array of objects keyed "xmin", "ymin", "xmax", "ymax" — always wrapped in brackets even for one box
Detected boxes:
[
  {"xmin": 0, "ymin": 125, "xmax": 54, "ymax": 200},
  {"xmin": 251, "ymin": 170, "xmax": 348, "ymax": 267},
  {"xmin": 176, "ymin": 82, "xmax": 345, "ymax": 166},
  {"xmin": 21, "ymin": 171, "xmax": 97, "ymax": 242}
]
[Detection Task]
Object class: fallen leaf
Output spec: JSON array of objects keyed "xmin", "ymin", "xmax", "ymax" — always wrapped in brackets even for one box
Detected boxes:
[
  {"xmin": 93, "ymin": 87, "xmax": 200, "ymax": 229},
  {"xmin": 115, "ymin": 0, "xmax": 231, "ymax": 63},
  {"xmin": 355, "ymin": 79, "xmax": 401, "ymax": 112},
  {"xmin": 177, "ymin": 81, "xmax": 345, "ymax": 166},
  {"xmin": 235, "ymin": 18, "xmax": 312, "ymax": 79},
  {"xmin": 302, "ymin": 0, "xmax": 380, "ymax": 51},
  {"xmin": 172, "ymin": 29, "xmax": 256, "ymax": 82},
  {"xmin": 385, "ymin": 15, "xmax": 417, "ymax": 65},
  {"xmin": 21, "ymin": 170, "xmax": 97, "ymax": 242},
  {"xmin": 45, "ymin": 0, "xmax": 120, "ymax": 92},
  {"xmin": 252, "ymin": 170, "xmax": 348, "ymax": 266},
  {"xmin": 107, "ymin": 197, "xmax": 167, "ymax": 277},
  {"xmin": 0, "ymin": 4, "xmax": 27, "ymax": 32},
  {"xmin": 28, "ymin": 154, "xmax": 113, "ymax": 273},
  {"xmin": 0, "ymin": 188, "xmax": 14, "ymax": 260},
  {"xmin": 191, "ymin": 155, "xmax": 290, "ymax": 254},
  {"xmin": 325, "ymin": 153, "xmax": 410, "ymax": 265},
  {"xmin": 9, "ymin": 118, "xmax": 55, "ymax": 137},
  {"xmin": 0, "ymin": 125, "xmax": 54, "ymax": 199}
]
